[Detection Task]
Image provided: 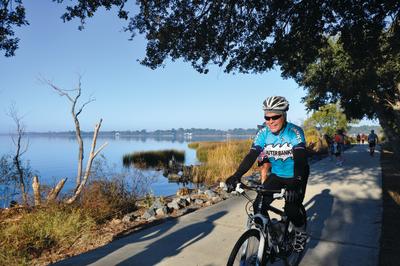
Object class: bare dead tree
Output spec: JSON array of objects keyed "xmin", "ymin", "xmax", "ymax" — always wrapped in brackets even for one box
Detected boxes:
[
  {"xmin": 39, "ymin": 76, "xmax": 107, "ymax": 203},
  {"xmin": 7, "ymin": 103, "xmax": 30, "ymax": 206},
  {"xmin": 66, "ymin": 119, "xmax": 107, "ymax": 204},
  {"xmin": 41, "ymin": 75, "xmax": 95, "ymax": 191}
]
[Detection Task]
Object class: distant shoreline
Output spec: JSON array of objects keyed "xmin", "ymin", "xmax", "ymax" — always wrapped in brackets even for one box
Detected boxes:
[{"xmin": 0, "ymin": 125, "xmax": 381, "ymax": 137}]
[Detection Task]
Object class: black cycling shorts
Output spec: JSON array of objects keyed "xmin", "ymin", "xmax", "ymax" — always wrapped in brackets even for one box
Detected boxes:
[{"xmin": 369, "ymin": 141, "xmax": 376, "ymax": 148}]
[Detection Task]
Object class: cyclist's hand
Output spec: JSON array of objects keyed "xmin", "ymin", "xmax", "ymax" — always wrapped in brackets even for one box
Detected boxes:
[{"xmin": 225, "ymin": 175, "xmax": 239, "ymax": 193}]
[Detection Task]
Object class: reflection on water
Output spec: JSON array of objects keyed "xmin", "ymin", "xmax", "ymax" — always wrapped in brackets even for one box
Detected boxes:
[{"xmin": 0, "ymin": 135, "xmax": 243, "ymax": 203}]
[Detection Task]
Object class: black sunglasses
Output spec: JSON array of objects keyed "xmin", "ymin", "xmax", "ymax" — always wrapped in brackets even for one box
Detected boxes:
[{"xmin": 264, "ymin": 114, "xmax": 282, "ymax": 121}]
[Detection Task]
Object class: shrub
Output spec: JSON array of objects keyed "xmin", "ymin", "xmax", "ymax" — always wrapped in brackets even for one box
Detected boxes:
[
  {"xmin": 122, "ymin": 149, "xmax": 185, "ymax": 168},
  {"xmin": 81, "ymin": 178, "xmax": 137, "ymax": 223}
]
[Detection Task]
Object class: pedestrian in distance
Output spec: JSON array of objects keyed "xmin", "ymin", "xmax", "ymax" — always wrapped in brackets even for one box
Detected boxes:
[
  {"xmin": 333, "ymin": 129, "xmax": 344, "ymax": 166},
  {"xmin": 356, "ymin": 133, "xmax": 361, "ymax": 144}
]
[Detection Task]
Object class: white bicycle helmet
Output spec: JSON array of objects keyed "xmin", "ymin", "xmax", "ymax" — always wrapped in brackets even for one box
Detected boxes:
[{"xmin": 263, "ymin": 96, "xmax": 289, "ymax": 113}]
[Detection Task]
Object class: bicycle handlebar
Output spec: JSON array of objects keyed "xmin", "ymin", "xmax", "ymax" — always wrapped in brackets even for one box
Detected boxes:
[
  {"xmin": 235, "ymin": 183, "xmax": 286, "ymax": 199},
  {"xmin": 220, "ymin": 182, "xmax": 286, "ymax": 200}
]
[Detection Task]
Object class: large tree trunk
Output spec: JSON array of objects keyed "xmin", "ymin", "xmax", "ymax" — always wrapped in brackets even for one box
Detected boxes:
[{"xmin": 376, "ymin": 103, "xmax": 400, "ymax": 158}]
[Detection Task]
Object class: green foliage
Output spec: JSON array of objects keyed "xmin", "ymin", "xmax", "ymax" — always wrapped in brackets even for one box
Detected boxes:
[
  {"xmin": 0, "ymin": 154, "xmax": 35, "ymax": 206},
  {"xmin": 303, "ymin": 103, "xmax": 350, "ymax": 136},
  {"xmin": 0, "ymin": 206, "xmax": 95, "ymax": 265},
  {"xmin": 122, "ymin": 149, "xmax": 185, "ymax": 168},
  {"xmin": 0, "ymin": 0, "xmax": 29, "ymax": 57}
]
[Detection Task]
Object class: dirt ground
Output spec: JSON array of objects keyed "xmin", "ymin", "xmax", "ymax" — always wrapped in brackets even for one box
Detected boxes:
[{"xmin": 379, "ymin": 147, "xmax": 400, "ymax": 266}]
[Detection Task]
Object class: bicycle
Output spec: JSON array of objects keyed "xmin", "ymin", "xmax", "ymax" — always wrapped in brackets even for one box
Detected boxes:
[{"xmin": 226, "ymin": 182, "xmax": 307, "ymax": 266}]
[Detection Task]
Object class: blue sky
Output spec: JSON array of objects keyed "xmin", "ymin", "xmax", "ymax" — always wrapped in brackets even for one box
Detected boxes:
[{"xmin": 0, "ymin": 2, "xmax": 376, "ymax": 133}]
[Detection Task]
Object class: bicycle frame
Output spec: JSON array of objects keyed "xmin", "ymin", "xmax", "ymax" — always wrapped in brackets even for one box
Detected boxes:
[{"xmin": 240, "ymin": 188, "xmax": 288, "ymax": 265}]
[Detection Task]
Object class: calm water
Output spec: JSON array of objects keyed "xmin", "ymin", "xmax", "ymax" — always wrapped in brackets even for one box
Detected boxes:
[{"xmin": 0, "ymin": 135, "xmax": 218, "ymax": 201}]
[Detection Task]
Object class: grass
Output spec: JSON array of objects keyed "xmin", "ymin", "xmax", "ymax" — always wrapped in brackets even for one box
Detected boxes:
[
  {"xmin": 0, "ymin": 174, "xmax": 142, "ymax": 265},
  {"xmin": 189, "ymin": 139, "xmax": 255, "ymax": 183},
  {"xmin": 379, "ymin": 144, "xmax": 400, "ymax": 266},
  {"xmin": 122, "ymin": 149, "xmax": 185, "ymax": 168},
  {"xmin": 0, "ymin": 206, "xmax": 96, "ymax": 265}
]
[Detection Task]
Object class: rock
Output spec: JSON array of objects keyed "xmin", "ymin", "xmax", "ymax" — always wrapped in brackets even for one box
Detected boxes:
[
  {"xmin": 122, "ymin": 212, "xmax": 136, "ymax": 223},
  {"xmin": 176, "ymin": 187, "xmax": 190, "ymax": 196},
  {"xmin": 142, "ymin": 208, "xmax": 156, "ymax": 220},
  {"xmin": 177, "ymin": 198, "xmax": 188, "ymax": 207},
  {"xmin": 197, "ymin": 187, "xmax": 205, "ymax": 194},
  {"xmin": 204, "ymin": 189, "xmax": 217, "ymax": 198},
  {"xmin": 156, "ymin": 207, "xmax": 168, "ymax": 216},
  {"xmin": 194, "ymin": 199, "xmax": 204, "ymax": 205},
  {"xmin": 182, "ymin": 196, "xmax": 192, "ymax": 205},
  {"xmin": 150, "ymin": 198, "xmax": 164, "ymax": 210},
  {"xmin": 204, "ymin": 201, "xmax": 212, "ymax": 207},
  {"xmin": 167, "ymin": 200, "xmax": 180, "ymax": 210},
  {"xmin": 211, "ymin": 196, "xmax": 221, "ymax": 203}
]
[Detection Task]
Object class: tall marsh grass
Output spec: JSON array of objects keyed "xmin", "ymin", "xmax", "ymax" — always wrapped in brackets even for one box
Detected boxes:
[{"xmin": 190, "ymin": 139, "xmax": 256, "ymax": 183}]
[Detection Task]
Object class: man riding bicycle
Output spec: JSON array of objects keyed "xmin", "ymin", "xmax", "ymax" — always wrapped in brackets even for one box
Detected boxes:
[{"xmin": 226, "ymin": 96, "xmax": 310, "ymax": 252}]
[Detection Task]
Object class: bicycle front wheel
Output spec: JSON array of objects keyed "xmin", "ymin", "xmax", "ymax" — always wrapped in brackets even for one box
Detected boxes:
[{"xmin": 227, "ymin": 229, "xmax": 269, "ymax": 266}]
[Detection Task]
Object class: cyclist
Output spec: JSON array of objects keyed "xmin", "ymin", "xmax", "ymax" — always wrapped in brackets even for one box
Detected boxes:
[
  {"xmin": 226, "ymin": 96, "xmax": 310, "ymax": 253},
  {"xmin": 367, "ymin": 130, "xmax": 378, "ymax": 155}
]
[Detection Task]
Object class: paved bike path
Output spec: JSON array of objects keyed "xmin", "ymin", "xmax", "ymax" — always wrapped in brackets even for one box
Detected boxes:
[{"xmin": 55, "ymin": 144, "xmax": 381, "ymax": 266}]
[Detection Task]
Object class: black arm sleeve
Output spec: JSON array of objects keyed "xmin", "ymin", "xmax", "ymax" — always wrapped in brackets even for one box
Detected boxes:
[
  {"xmin": 231, "ymin": 148, "xmax": 260, "ymax": 180},
  {"xmin": 293, "ymin": 147, "xmax": 309, "ymax": 181}
]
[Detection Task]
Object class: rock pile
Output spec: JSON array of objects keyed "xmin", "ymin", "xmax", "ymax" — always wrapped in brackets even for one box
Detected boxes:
[{"xmin": 122, "ymin": 186, "xmax": 227, "ymax": 223}]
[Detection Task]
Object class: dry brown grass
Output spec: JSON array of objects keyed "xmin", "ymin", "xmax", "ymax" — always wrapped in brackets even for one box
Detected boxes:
[{"xmin": 191, "ymin": 139, "xmax": 257, "ymax": 183}]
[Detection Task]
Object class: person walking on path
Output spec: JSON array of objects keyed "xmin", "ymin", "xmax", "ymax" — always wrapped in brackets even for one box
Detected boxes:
[
  {"xmin": 367, "ymin": 130, "xmax": 379, "ymax": 156},
  {"xmin": 333, "ymin": 129, "xmax": 344, "ymax": 166},
  {"xmin": 324, "ymin": 134, "xmax": 334, "ymax": 160},
  {"xmin": 225, "ymin": 96, "xmax": 310, "ymax": 253}
]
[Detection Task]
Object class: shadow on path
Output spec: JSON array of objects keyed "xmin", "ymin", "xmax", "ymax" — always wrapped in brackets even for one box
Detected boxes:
[
  {"xmin": 304, "ymin": 189, "xmax": 334, "ymax": 251},
  {"xmin": 117, "ymin": 211, "xmax": 227, "ymax": 265}
]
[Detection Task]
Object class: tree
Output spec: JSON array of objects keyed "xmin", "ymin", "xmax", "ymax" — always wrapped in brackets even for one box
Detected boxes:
[
  {"xmin": 2, "ymin": 1, "xmax": 400, "ymax": 153},
  {"xmin": 7, "ymin": 103, "xmax": 31, "ymax": 206},
  {"xmin": 0, "ymin": 0, "xmax": 28, "ymax": 56},
  {"xmin": 41, "ymin": 76, "xmax": 108, "ymax": 204},
  {"xmin": 303, "ymin": 103, "xmax": 350, "ymax": 137},
  {"xmin": 51, "ymin": 0, "xmax": 400, "ymax": 153}
]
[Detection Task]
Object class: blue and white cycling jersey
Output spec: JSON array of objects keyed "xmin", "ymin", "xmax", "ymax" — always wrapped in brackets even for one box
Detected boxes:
[{"xmin": 252, "ymin": 122, "xmax": 306, "ymax": 178}]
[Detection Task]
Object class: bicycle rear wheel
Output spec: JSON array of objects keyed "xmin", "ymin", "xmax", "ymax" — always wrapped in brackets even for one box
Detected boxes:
[{"xmin": 227, "ymin": 229, "xmax": 269, "ymax": 266}]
